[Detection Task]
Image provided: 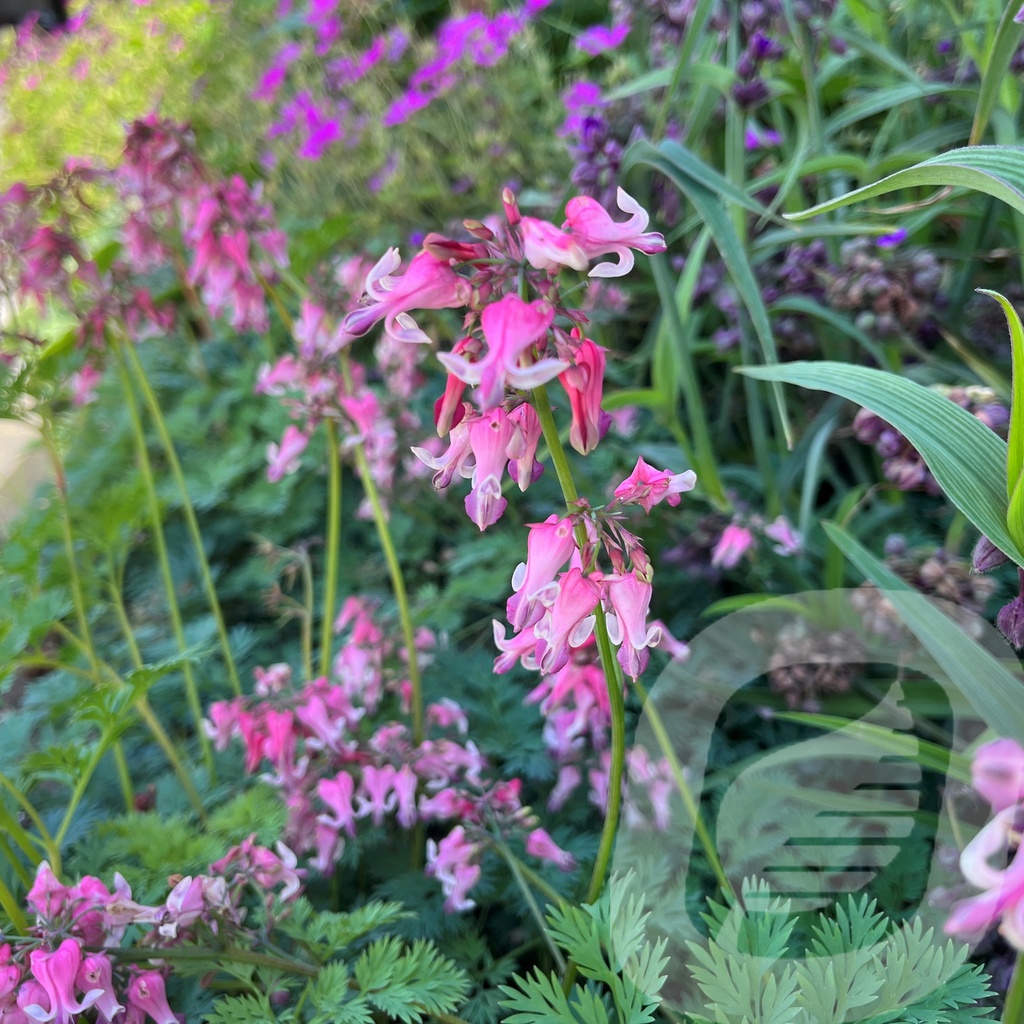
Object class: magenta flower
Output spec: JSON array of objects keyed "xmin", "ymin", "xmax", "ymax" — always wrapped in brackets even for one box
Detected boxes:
[
  {"xmin": 492, "ymin": 620, "xmax": 541, "ymax": 673},
  {"xmin": 520, "ymin": 217, "xmax": 589, "ymax": 273},
  {"xmin": 266, "ymin": 425, "xmax": 309, "ymax": 483},
  {"xmin": 26, "ymin": 863, "xmax": 69, "ymax": 921},
  {"xmin": 465, "ymin": 408, "xmax": 516, "ymax": 531},
  {"xmin": 575, "ymin": 22, "xmax": 630, "ymax": 55},
  {"xmin": 558, "ymin": 337, "xmax": 606, "ymax": 455},
  {"xmin": 563, "ymin": 188, "xmax": 666, "ymax": 278},
  {"xmin": 507, "ymin": 514, "xmax": 578, "ymax": 631},
  {"xmin": 612, "ymin": 456, "xmax": 696, "ymax": 513},
  {"xmin": 75, "ymin": 955, "xmax": 122, "ymax": 1023},
  {"xmin": 711, "ymin": 523, "xmax": 755, "ymax": 569},
  {"xmin": 393, "ymin": 764, "xmax": 419, "ymax": 828},
  {"xmin": 438, "ymin": 295, "xmax": 562, "ymax": 411},
  {"xmin": 763, "ymin": 515, "xmax": 801, "ymax": 556},
  {"xmin": 605, "ymin": 571, "xmax": 661, "ymax": 680},
  {"xmin": 356, "ymin": 764, "xmax": 398, "ymax": 825},
  {"xmin": 317, "ymin": 772, "xmax": 359, "ymax": 837},
  {"xmin": 434, "ymin": 337, "xmax": 477, "ymax": 434},
  {"xmin": 507, "ymin": 403, "xmax": 544, "ymax": 490},
  {"xmin": 343, "ymin": 250, "xmax": 471, "ymax": 344},
  {"xmin": 26, "ymin": 940, "xmax": 101, "ymax": 1024},
  {"xmin": 525, "ymin": 828, "xmax": 576, "ymax": 869},
  {"xmin": 126, "ymin": 971, "xmax": 177, "ymax": 1024},
  {"xmin": 972, "ymin": 739, "xmax": 1024, "ymax": 812}
]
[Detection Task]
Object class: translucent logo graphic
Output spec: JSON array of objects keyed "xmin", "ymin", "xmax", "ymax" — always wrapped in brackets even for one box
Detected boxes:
[{"xmin": 609, "ymin": 589, "xmax": 1024, "ymax": 1020}]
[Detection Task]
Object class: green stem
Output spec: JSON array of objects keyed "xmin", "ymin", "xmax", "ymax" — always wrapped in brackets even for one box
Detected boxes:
[
  {"xmin": 0, "ymin": 874, "xmax": 28, "ymax": 934},
  {"xmin": 530, "ymin": 384, "xmax": 625, "ymax": 907},
  {"xmin": 321, "ymin": 421, "xmax": 342, "ymax": 677},
  {"xmin": 108, "ymin": 578, "xmax": 208, "ymax": 820},
  {"xmin": 110, "ymin": 743, "xmax": 135, "ymax": 816},
  {"xmin": 0, "ymin": 832, "xmax": 32, "ymax": 888},
  {"xmin": 121, "ymin": 338, "xmax": 242, "ymax": 698},
  {"xmin": 114, "ymin": 342, "xmax": 215, "ymax": 776},
  {"xmin": 1004, "ymin": 952, "xmax": 1024, "ymax": 1024},
  {"xmin": 300, "ymin": 548, "xmax": 315, "ymax": 683},
  {"xmin": 340, "ymin": 356, "xmax": 424, "ymax": 745},
  {"xmin": 54, "ymin": 730, "xmax": 112, "ymax": 848},
  {"xmin": 108, "ymin": 944, "xmax": 318, "ymax": 978},
  {"xmin": 0, "ymin": 773, "xmax": 59, "ymax": 873},
  {"xmin": 631, "ymin": 679, "xmax": 732, "ymax": 897}
]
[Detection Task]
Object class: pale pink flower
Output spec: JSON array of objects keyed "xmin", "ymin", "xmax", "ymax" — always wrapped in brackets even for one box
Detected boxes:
[
  {"xmin": 465, "ymin": 408, "xmax": 516, "ymax": 530},
  {"xmin": 525, "ymin": 828, "xmax": 576, "ymax": 870},
  {"xmin": 534, "ymin": 569, "xmax": 603, "ymax": 674},
  {"xmin": 427, "ymin": 699, "xmax": 469, "ymax": 735},
  {"xmin": 972, "ymin": 738, "xmax": 1024, "ymax": 812},
  {"xmin": 613, "ymin": 456, "xmax": 696, "ymax": 513},
  {"xmin": 426, "ymin": 826, "xmax": 483, "ymax": 912},
  {"xmin": 549, "ymin": 765, "xmax": 582, "ymax": 811},
  {"xmin": 520, "ymin": 217, "xmax": 589, "ymax": 273},
  {"xmin": 317, "ymin": 772, "xmax": 358, "ymax": 837},
  {"xmin": 563, "ymin": 188, "xmax": 666, "ymax": 278},
  {"xmin": 945, "ymin": 805, "xmax": 1024, "ymax": 947},
  {"xmin": 604, "ymin": 571, "xmax": 662, "ymax": 680},
  {"xmin": 393, "ymin": 764, "xmax": 420, "ymax": 828},
  {"xmin": 343, "ymin": 250, "xmax": 471, "ymax": 344},
  {"xmin": 266, "ymin": 425, "xmax": 309, "ymax": 482},
  {"xmin": 69, "ymin": 364, "xmax": 102, "ymax": 406},
  {"xmin": 558, "ymin": 337, "xmax": 606, "ymax": 455},
  {"xmin": 763, "ymin": 515, "xmax": 801, "ymax": 556},
  {"xmin": 711, "ymin": 524, "xmax": 755, "ymax": 569},
  {"xmin": 438, "ymin": 295, "xmax": 562, "ymax": 411},
  {"xmin": 411, "ymin": 413, "xmax": 475, "ymax": 490},
  {"xmin": 507, "ymin": 514, "xmax": 578, "ymax": 631},
  {"xmin": 492, "ymin": 620, "xmax": 541, "ymax": 673}
]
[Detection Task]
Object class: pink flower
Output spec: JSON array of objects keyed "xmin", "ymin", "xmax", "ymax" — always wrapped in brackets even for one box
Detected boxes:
[
  {"xmin": 763, "ymin": 515, "xmax": 801, "ymax": 556},
  {"xmin": 520, "ymin": 217, "xmax": 589, "ymax": 273},
  {"xmin": 549, "ymin": 765, "xmax": 582, "ymax": 811},
  {"xmin": 613, "ymin": 456, "xmax": 696, "ymax": 513},
  {"xmin": 26, "ymin": 940, "xmax": 101, "ymax": 1024},
  {"xmin": 492, "ymin": 620, "xmax": 541, "ymax": 673},
  {"xmin": 711, "ymin": 524, "xmax": 754, "ymax": 569},
  {"xmin": 317, "ymin": 772, "xmax": 359, "ymax": 837},
  {"xmin": 266, "ymin": 425, "xmax": 308, "ymax": 483},
  {"xmin": 945, "ymin": 805, "xmax": 1024, "ymax": 948},
  {"xmin": 393, "ymin": 764, "xmax": 419, "ymax": 828},
  {"xmin": 506, "ymin": 403, "xmax": 544, "ymax": 490},
  {"xmin": 972, "ymin": 738, "xmax": 1024, "ymax": 812},
  {"xmin": 465, "ymin": 408, "xmax": 516, "ymax": 530},
  {"xmin": 411, "ymin": 414, "xmax": 475, "ymax": 490},
  {"xmin": 126, "ymin": 971, "xmax": 177, "ymax": 1024},
  {"xmin": 507, "ymin": 514, "xmax": 577, "ymax": 631},
  {"xmin": 525, "ymin": 828, "xmax": 576, "ymax": 870},
  {"xmin": 563, "ymin": 188, "xmax": 666, "ymax": 278},
  {"xmin": 75, "ymin": 955, "xmax": 122, "ymax": 1023},
  {"xmin": 434, "ymin": 337, "xmax": 476, "ymax": 434},
  {"xmin": 534, "ymin": 569, "xmax": 603, "ymax": 674},
  {"xmin": 69, "ymin": 365, "xmax": 102, "ymax": 406},
  {"xmin": 356, "ymin": 764, "xmax": 398, "ymax": 825},
  {"xmin": 426, "ymin": 826, "xmax": 482, "ymax": 912},
  {"xmin": 604, "ymin": 571, "xmax": 661, "ymax": 679},
  {"xmin": 26, "ymin": 863, "xmax": 69, "ymax": 921},
  {"xmin": 438, "ymin": 295, "xmax": 562, "ymax": 411},
  {"xmin": 558, "ymin": 337, "xmax": 606, "ymax": 455},
  {"xmin": 343, "ymin": 250, "xmax": 471, "ymax": 344}
]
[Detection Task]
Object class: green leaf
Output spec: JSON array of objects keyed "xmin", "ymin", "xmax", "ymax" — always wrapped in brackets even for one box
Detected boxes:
[
  {"xmin": 970, "ymin": 0, "xmax": 1024, "ymax": 145},
  {"xmin": 821, "ymin": 521, "xmax": 1024, "ymax": 743},
  {"xmin": 738, "ymin": 360, "xmax": 1024, "ymax": 564},
  {"xmin": 627, "ymin": 140, "xmax": 792, "ymax": 446},
  {"xmin": 979, "ymin": 290, "xmax": 1024, "ymax": 494},
  {"xmin": 785, "ymin": 145, "xmax": 1024, "ymax": 222}
]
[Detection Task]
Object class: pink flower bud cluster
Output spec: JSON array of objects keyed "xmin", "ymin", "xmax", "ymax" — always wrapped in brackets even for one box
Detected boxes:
[
  {"xmin": 0, "ymin": 843, "xmax": 300, "ymax": 1024},
  {"xmin": 945, "ymin": 738, "xmax": 1024, "ymax": 948},
  {"xmin": 205, "ymin": 602, "xmax": 575, "ymax": 912}
]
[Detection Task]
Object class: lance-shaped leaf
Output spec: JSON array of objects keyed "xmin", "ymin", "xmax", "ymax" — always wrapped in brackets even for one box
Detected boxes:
[{"xmin": 738, "ymin": 361, "xmax": 1024, "ymax": 565}]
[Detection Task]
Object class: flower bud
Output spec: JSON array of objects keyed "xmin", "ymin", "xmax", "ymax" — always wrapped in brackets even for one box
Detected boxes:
[{"xmin": 972, "ymin": 535, "xmax": 1009, "ymax": 574}]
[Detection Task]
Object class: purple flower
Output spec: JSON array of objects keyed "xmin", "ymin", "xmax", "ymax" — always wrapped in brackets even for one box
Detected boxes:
[
  {"xmin": 877, "ymin": 227, "xmax": 908, "ymax": 249},
  {"xmin": 576, "ymin": 22, "xmax": 630, "ymax": 55}
]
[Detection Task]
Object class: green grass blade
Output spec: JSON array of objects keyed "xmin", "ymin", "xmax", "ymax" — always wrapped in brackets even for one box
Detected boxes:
[
  {"xmin": 970, "ymin": 0, "xmax": 1024, "ymax": 144},
  {"xmin": 978, "ymin": 289, "xmax": 1024, "ymax": 499},
  {"xmin": 739, "ymin": 360, "xmax": 1024, "ymax": 563},
  {"xmin": 785, "ymin": 145, "xmax": 1024, "ymax": 222}
]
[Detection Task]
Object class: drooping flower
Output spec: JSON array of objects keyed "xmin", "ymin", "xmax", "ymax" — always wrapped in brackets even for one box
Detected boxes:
[
  {"xmin": 520, "ymin": 217, "xmax": 589, "ymax": 274},
  {"xmin": 562, "ymin": 188, "xmax": 666, "ymax": 278},
  {"xmin": 972, "ymin": 739, "xmax": 1024, "ymax": 812},
  {"xmin": 525, "ymin": 828, "xmax": 576, "ymax": 869},
  {"xmin": 507, "ymin": 515, "xmax": 578, "ymax": 631},
  {"xmin": 343, "ymin": 250, "xmax": 471, "ymax": 344},
  {"xmin": 126, "ymin": 971, "xmax": 177, "ymax": 1024},
  {"xmin": 426, "ymin": 826, "xmax": 483, "ymax": 912},
  {"xmin": 26, "ymin": 940, "xmax": 101, "ymax": 1024},
  {"xmin": 266, "ymin": 425, "xmax": 309, "ymax": 483},
  {"xmin": 612, "ymin": 456, "xmax": 696, "ymax": 513},
  {"xmin": 604, "ymin": 571, "xmax": 661, "ymax": 680},
  {"xmin": 558, "ymin": 336, "xmax": 606, "ymax": 455},
  {"xmin": 711, "ymin": 524, "xmax": 755, "ymax": 569},
  {"xmin": 437, "ymin": 295, "xmax": 561, "ymax": 411},
  {"xmin": 465, "ymin": 408, "xmax": 516, "ymax": 530},
  {"xmin": 534, "ymin": 568, "xmax": 603, "ymax": 674},
  {"xmin": 763, "ymin": 515, "xmax": 801, "ymax": 556}
]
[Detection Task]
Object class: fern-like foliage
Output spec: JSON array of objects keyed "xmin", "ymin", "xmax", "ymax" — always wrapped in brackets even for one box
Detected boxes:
[{"xmin": 498, "ymin": 877, "xmax": 995, "ymax": 1024}]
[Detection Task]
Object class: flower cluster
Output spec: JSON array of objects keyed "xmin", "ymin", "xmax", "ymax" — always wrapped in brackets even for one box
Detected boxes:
[
  {"xmin": 0, "ymin": 845, "xmax": 301, "ymax": 1024},
  {"xmin": 205, "ymin": 601, "xmax": 579, "ymax": 910},
  {"xmin": 853, "ymin": 385, "xmax": 1008, "ymax": 495},
  {"xmin": 945, "ymin": 738, "xmax": 1024, "ymax": 949}
]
